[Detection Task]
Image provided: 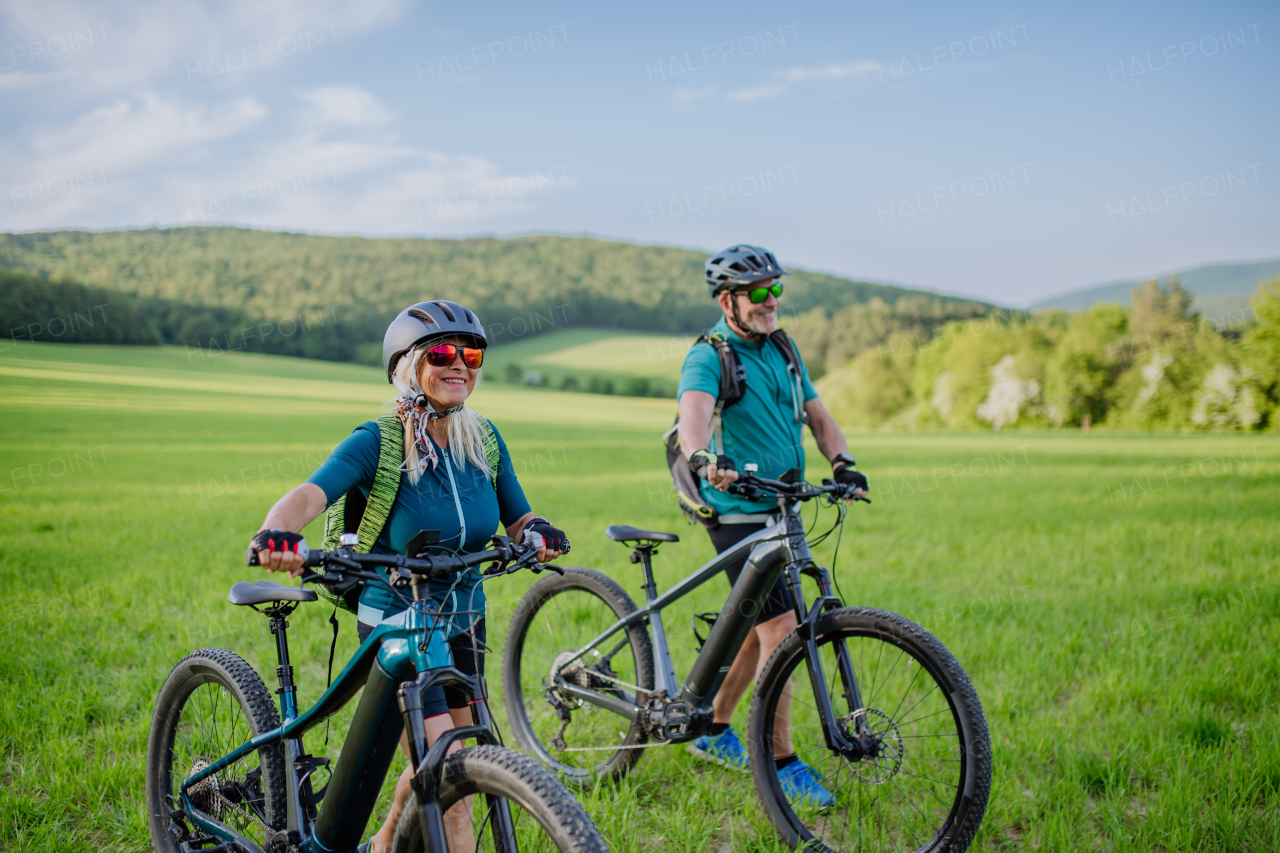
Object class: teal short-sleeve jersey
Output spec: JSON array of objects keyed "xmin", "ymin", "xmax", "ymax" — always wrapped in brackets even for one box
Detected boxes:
[
  {"xmin": 306, "ymin": 419, "xmax": 531, "ymax": 634},
  {"xmin": 677, "ymin": 318, "xmax": 818, "ymax": 516}
]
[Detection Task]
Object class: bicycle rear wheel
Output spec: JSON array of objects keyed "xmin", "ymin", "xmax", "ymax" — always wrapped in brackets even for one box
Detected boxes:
[
  {"xmin": 389, "ymin": 745, "xmax": 609, "ymax": 852},
  {"xmin": 748, "ymin": 608, "xmax": 991, "ymax": 853},
  {"xmin": 503, "ymin": 567, "xmax": 654, "ymax": 785},
  {"xmin": 145, "ymin": 648, "xmax": 287, "ymax": 851}
]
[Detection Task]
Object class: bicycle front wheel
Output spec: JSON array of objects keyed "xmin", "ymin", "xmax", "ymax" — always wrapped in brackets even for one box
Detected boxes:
[
  {"xmin": 748, "ymin": 607, "xmax": 991, "ymax": 853},
  {"xmin": 389, "ymin": 745, "xmax": 609, "ymax": 852}
]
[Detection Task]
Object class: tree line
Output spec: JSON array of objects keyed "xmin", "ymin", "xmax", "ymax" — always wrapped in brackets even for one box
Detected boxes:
[
  {"xmin": 0, "ymin": 269, "xmax": 385, "ymax": 361},
  {"xmin": 0, "ymin": 227, "xmax": 986, "ymax": 339},
  {"xmin": 812, "ymin": 278, "xmax": 1280, "ymax": 432}
]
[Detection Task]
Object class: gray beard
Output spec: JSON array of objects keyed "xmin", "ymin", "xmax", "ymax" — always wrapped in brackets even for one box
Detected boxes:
[{"xmin": 740, "ymin": 310, "xmax": 777, "ymax": 336}]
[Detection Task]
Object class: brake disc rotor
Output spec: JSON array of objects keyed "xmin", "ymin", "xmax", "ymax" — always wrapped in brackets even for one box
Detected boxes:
[{"xmin": 842, "ymin": 708, "xmax": 905, "ymax": 785}]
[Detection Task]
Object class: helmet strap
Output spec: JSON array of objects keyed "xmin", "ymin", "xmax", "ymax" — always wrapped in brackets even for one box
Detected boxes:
[{"xmin": 726, "ymin": 292, "xmax": 766, "ymax": 342}]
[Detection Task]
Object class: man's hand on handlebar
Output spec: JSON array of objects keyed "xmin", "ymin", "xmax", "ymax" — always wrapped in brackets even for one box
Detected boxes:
[
  {"xmin": 247, "ymin": 529, "xmax": 307, "ymax": 578},
  {"xmin": 833, "ymin": 466, "xmax": 869, "ymax": 503},
  {"xmin": 690, "ymin": 449, "xmax": 738, "ymax": 491}
]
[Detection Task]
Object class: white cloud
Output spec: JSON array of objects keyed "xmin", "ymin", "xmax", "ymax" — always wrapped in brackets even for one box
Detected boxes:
[
  {"xmin": 725, "ymin": 84, "xmax": 786, "ymax": 103},
  {"xmin": 0, "ymin": 69, "xmax": 74, "ymax": 92},
  {"xmin": 673, "ymin": 86, "xmax": 718, "ymax": 102},
  {"xmin": 776, "ymin": 61, "xmax": 879, "ymax": 83},
  {"xmin": 0, "ymin": 0, "xmax": 407, "ymax": 96},
  {"xmin": 0, "ymin": 1, "xmax": 567, "ymax": 236},
  {"xmin": 25, "ymin": 92, "xmax": 268, "ymax": 177},
  {"xmin": 713, "ymin": 58, "xmax": 879, "ymax": 104},
  {"xmin": 298, "ymin": 85, "xmax": 392, "ymax": 126}
]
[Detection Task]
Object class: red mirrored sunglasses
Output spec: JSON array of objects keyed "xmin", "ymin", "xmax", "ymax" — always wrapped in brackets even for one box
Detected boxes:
[{"xmin": 424, "ymin": 343, "xmax": 484, "ymax": 369}]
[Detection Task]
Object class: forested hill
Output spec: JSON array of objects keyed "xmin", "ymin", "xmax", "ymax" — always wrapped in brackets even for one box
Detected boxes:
[{"xmin": 0, "ymin": 228, "xmax": 988, "ymax": 337}]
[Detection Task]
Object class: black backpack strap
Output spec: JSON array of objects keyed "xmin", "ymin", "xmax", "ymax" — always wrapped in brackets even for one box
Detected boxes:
[
  {"xmin": 700, "ymin": 332, "xmax": 746, "ymax": 409},
  {"xmin": 694, "ymin": 332, "xmax": 746, "ymax": 454},
  {"xmin": 768, "ymin": 329, "xmax": 809, "ymax": 425},
  {"xmin": 342, "ymin": 482, "xmax": 368, "ymax": 536}
]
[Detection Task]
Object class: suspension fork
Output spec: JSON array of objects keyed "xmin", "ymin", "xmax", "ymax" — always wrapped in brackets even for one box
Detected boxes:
[
  {"xmin": 470, "ymin": 677, "xmax": 518, "ymax": 850},
  {"xmin": 785, "ymin": 563, "xmax": 859, "ymax": 753},
  {"xmin": 397, "ymin": 679, "xmax": 449, "ymax": 852},
  {"xmin": 398, "ymin": 671, "xmax": 514, "ymax": 853}
]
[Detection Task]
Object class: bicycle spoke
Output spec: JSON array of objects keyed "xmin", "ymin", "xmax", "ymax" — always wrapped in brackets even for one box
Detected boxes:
[{"xmin": 764, "ymin": 624, "xmax": 967, "ymax": 853}]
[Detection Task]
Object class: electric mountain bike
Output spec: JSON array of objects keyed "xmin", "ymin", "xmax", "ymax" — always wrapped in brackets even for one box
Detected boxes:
[
  {"xmin": 504, "ymin": 468, "xmax": 991, "ymax": 852},
  {"xmin": 146, "ymin": 536, "xmax": 608, "ymax": 853}
]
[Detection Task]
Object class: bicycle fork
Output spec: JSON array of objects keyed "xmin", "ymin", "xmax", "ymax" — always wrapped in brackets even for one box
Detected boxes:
[
  {"xmin": 785, "ymin": 564, "xmax": 865, "ymax": 758},
  {"xmin": 398, "ymin": 671, "xmax": 517, "ymax": 853}
]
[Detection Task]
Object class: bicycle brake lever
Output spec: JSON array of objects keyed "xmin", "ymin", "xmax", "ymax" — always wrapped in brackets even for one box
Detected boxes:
[{"xmin": 532, "ymin": 563, "xmax": 566, "ymax": 576}]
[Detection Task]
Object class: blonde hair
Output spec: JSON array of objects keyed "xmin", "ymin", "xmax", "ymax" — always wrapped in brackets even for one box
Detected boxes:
[{"xmin": 391, "ymin": 346, "xmax": 492, "ymax": 486}]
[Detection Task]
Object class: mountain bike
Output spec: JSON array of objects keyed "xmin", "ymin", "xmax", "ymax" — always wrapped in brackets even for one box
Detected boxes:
[
  {"xmin": 503, "ymin": 467, "xmax": 991, "ymax": 852},
  {"xmin": 146, "ymin": 536, "xmax": 608, "ymax": 853}
]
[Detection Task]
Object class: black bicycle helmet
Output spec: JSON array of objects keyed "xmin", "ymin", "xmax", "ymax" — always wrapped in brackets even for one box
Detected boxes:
[
  {"xmin": 382, "ymin": 300, "xmax": 487, "ymax": 383},
  {"xmin": 704, "ymin": 244, "xmax": 790, "ymax": 297}
]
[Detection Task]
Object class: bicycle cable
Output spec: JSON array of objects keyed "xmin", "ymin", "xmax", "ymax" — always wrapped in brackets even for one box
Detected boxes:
[{"xmin": 828, "ymin": 500, "xmax": 850, "ymax": 605}]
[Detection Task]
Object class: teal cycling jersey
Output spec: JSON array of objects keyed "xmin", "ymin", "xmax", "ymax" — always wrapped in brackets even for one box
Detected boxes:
[
  {"xmin": 677, "ymin": 317, "xmax": 818, "ymax": 516},
  {"xmin": 307, "ymin": 419, "xmax": 531, "ymax": 634}
]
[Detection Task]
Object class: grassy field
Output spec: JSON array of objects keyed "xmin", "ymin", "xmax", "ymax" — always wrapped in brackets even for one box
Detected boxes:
[
  {"xmin": 484, "ymin": 328, "xmax": 694, "ymax": 394},
  {"xmin": 1, "ymin": 342, "xmax": 1278, "ymax": 852}
]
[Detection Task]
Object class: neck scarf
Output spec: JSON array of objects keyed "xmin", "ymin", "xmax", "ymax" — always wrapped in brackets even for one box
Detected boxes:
[{"xmin": 396, "ymin": 394, "xmax": 463, "ymax": 475}]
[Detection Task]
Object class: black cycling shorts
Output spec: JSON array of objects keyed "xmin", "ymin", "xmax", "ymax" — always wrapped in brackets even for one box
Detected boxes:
[
  {"xmin": 356, "ymin": 618, "xmax": 485, "ymax": 719},
  {"xmin": 707, "ymin": 522, "xmax": 793, "ymax": 625}
]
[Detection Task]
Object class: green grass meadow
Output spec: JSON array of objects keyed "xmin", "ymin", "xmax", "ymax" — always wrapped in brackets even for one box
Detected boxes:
[
  {"xmin": 2, "ymin": 342, "xmax": 1278, "ymax": 852},
  {"xmin": 482, "ymin": 328, "xmax": 694, "ymax": 393}
]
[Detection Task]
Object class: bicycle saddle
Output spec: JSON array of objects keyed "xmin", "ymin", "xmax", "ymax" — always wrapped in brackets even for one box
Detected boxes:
[
  {"xmin": 605, "ymin": 525, "xmax": 679, "ymax": 543},
  {"xmin": 227, "ymin": 580, "xmax": 318, "ymax": 606}
]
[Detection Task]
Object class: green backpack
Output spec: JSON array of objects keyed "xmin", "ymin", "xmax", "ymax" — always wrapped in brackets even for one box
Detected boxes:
[{"xmin": 318, "ymin": 412, "xmax": 501, "ymax": 612}]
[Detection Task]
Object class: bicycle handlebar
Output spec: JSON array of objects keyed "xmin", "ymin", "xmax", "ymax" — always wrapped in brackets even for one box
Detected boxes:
[
  {"xmin": 297, "ymin": 536, "xmax": 561, "ymax": 587},
  {"xmin": 725, "ymin": 471, "xmax": 871, "ymax": 504}
]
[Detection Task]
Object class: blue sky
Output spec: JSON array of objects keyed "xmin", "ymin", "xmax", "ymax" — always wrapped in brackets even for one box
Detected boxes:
[{"xmin": 1, "ymin": 0, "xmax": 1276, "ymax": 306}]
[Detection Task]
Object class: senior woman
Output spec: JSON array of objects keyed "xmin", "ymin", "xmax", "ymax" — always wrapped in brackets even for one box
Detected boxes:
[{"xmin": 247, "ymin": 300, "xmax": 570, "ymax": 852}]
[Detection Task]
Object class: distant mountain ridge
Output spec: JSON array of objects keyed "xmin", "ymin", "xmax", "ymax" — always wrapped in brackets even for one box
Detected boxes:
[
  {"xmin": 1030, "ymin": 258, "xmax": 1280, "ymax": 319},
  {"xmin": 0, "ymin": 227, "xmax": 990, "ymax": 341}
]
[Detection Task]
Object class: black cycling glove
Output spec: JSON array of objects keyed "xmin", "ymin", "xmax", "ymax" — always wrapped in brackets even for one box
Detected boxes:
[
  {"xmin": 689, "ymin": 450, "xmax": 735, "ymax": 480},
  {"xmin": 524, "ymin": 517, "xmax": 570, "ymax": 554},
  {"xmin": 833, "ymin": 466, "xmax": 869, "ymax": 493},
  {"xmin": 246, "ymin": 529, "xmax": 308, "ymax": 566}
]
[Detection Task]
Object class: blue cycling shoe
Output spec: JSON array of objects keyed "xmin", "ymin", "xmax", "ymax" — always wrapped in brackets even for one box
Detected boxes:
[
  {"xmin": 687, "ymin": 727, "xmax": 750, "ymax": 772},
  {"xmin": 777, "ymin": 759, "xmax": 836, "ymax": 810}
]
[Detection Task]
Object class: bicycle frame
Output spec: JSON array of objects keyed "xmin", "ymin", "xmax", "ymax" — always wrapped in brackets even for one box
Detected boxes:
[
  {"xmin": 176, "ymin": 600, "xmax": 513, "ymax": 853},
  {"xmin": 551, "ymin": 501, "xmax": 863, "ymax": 753}
]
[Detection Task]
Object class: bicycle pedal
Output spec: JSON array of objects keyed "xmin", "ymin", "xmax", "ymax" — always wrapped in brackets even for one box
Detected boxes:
[
  {"xmin": 268, "ymin": 829, "xmax": 303, "ymax": 852},
  {"xmin": 179, "ymin": 837, "xmax": 234, "ymax": 853}
]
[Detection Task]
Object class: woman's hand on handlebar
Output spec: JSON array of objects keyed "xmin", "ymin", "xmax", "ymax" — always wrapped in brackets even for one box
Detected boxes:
[
  {"xmin": 508, "ymin": 513, "xmax": 569, "ymax": 564},
  {"xmin": 247, "ymin": 529, "xmax": 307, "ymax": 578}
]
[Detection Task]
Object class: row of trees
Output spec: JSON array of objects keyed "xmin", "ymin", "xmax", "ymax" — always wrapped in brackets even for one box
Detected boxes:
[
  {"xmin": 0, "ymin": 227, "xmax": 989, "ymax": 339},
  {"xmin": 815, "ymin": 279, "xmax": 1280, "ymax": 432},
  {"xmin": 1, "ymin": 269, "xmax": 385, "ymax": 361},
  {"xmin": 501, "ymin": 363, "xmax": 673, "ymax": 398}
]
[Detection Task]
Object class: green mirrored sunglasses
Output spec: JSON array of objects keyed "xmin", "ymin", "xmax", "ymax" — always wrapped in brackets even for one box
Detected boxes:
[{"xmin": 737, "ymin": 282, "xmax": 784, "ymax": 303}]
